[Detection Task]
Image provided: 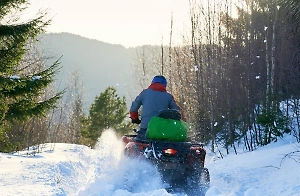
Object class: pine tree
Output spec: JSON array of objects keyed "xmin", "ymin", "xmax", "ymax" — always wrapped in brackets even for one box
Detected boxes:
[
  {"xmin": 0, "ymin": 1, "xmax": 63, "ymax": 151},
  {"xmin": 80, "ymin": 87, "xmax": 128, "ymax": 148}
]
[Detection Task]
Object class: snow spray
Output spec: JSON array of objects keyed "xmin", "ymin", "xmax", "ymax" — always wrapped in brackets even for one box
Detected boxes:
[{"xmin": 79, "ymin": 129, "xmax": 164, "ymax": 195}]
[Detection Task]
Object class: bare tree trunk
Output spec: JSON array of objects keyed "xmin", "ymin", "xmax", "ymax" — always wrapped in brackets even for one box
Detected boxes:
[
  {"xmin": 270, "ymin": 2, "xmax": 278, "ymax": 117},
  {"xmin": 161, "ymin": 39, "xmax": 164, "ymax": 75},
  {"xmin": 292, "ymin": 99, "xmax": 300, "ymax": 142},
  {"xmin": 265, "ymin": 23, "xmax": 270, "ymax": 113},
  {"xmin": 168, "ymin": 13, "xmax": 173, "ymax": 93}
]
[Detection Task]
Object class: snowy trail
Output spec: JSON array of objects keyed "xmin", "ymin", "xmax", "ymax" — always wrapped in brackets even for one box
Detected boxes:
[
  {"xmin": 1, "ymin": 130, "xmax": 299, "ymax": 196},
  {"xmin": 73, "ymin": 131, "xmax": 300, "ymax": 196}
]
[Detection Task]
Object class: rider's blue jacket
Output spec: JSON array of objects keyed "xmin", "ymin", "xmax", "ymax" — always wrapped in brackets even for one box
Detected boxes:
[{"xmin": 130, "ymin": 83, "xmax": 181, "ymax": 129}]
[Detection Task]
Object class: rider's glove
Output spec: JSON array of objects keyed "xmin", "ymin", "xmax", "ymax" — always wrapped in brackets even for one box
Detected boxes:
[{"xmin": 131, "ymin": 118, "xmax": 141, "ymax": 124}]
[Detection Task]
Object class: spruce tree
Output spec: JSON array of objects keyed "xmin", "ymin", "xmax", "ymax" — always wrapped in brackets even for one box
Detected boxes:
[
  {"xmin": 81, "ymin": 87, "xmax": 128, "ymax": 148},
  {"xmin": 0, "ymin": 1, "xmax": 63, "ymax": 151}
]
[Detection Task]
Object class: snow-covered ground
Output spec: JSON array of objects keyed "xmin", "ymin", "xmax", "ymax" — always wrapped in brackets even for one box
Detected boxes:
[{"xmin": 0, "ymin": 129, "xmax": 299, "ymax": 196}]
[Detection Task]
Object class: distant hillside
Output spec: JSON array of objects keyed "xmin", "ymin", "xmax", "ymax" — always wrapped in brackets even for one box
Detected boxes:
[{"xmin": 38, "ymin": 33, "xmax": 134, "ymax": 110}]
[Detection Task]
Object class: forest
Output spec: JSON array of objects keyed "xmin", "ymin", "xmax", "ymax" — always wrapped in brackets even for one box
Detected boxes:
[
  {"xmin": 130, "ymin": 0, "xmax": 300, "ymax": 153},
  {"xmin": 0, "ymin": 0, "xmax": 299, "ymax": 153}
]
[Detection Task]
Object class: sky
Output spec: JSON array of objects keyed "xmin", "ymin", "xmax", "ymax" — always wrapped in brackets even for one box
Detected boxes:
[
  {"xmin": 26, "ymin": 0, "xmax": 191, "ymax": 48},
  {"xmin": 0, "ymin": 129, "xmax": 299, "ymax": 196}
]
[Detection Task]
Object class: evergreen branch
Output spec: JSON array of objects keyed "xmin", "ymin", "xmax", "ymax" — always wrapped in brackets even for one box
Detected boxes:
[{"xmin": 5, "ymin": 90, "xmax": 64, "ymax": 121}]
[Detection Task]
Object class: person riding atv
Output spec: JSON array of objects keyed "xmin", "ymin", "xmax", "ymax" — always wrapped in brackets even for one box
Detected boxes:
[
  {"xmin": 127, "ymin": 76, "xmax": 209, "ymax": 195},
  {"xmin": 129, "ymin": 75, "xmax": 185, "ymax": 140}
]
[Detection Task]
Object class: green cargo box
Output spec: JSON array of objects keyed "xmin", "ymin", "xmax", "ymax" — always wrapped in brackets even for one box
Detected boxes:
[{"xmin": 147, "ymin": 116, "xmax": 188, "ymax": 142}]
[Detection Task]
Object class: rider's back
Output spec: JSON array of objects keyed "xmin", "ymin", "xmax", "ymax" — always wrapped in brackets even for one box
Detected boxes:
[{"xmin": 131, "ymin": 88, "xmax": 179, "ymax": 129}]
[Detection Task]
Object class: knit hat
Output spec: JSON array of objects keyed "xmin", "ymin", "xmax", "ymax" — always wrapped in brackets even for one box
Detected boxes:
[{"xmin": 151, "ymin": 75, "xmax": 167, "ymax": 87}]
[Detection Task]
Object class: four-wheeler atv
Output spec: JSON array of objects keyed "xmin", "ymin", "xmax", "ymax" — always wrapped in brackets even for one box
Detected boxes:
[{"xmin": 121, "ymin": 110, "xmax": 210, "ymax": 196}]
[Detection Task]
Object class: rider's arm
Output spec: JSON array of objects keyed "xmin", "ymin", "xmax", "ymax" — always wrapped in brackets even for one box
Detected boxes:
[{"xmin": 130, "ymin": 90, "xmax": 144, "ymax": 119}]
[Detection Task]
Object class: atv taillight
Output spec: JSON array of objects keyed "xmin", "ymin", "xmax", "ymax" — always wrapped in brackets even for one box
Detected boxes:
[{"xmin": 163, "ymin": 148, "xmax": 178, "ymax": 155}]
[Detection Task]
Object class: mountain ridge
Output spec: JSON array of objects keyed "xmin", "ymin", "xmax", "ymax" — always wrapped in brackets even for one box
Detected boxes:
[{"xmin": 38, "ymin": 32, "xmax": 134, "ymax": 110}]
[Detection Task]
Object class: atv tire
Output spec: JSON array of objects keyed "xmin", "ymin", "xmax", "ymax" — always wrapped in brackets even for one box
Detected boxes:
[{"xmin": 186, "ymin": 167, "xmax": 210, "ymax": 196}]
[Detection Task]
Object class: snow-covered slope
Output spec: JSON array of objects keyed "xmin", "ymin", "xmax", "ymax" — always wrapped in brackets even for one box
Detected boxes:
[
  {"xmin": 0, "ymin": 129, "xmax": 299, "ymax": 196},
  {"xmin": 206, "ymin": 137, "xmax": 300, "ymax": 196}
]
